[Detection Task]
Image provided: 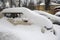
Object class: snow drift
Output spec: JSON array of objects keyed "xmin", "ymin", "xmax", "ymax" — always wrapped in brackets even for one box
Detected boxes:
[
  {"xmin": 1, "ymin": 7, "xmax": 53, "ymax": 28},
  {"xmin": 40, "ymin": 2, "xmax": 60, "ymax": 5},
  {"xmin": 34, "ymin": 10, "xmax": 60, "ymax": 25}
]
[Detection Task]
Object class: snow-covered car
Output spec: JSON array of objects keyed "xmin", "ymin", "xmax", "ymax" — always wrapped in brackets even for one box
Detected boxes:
[
  {"xmin": 0, "ymin": 7, "xmax": 57, "ymax": 40},
  {"xmin": 34, "ymin": 10, "xmax": 60, "ymax": 25}
]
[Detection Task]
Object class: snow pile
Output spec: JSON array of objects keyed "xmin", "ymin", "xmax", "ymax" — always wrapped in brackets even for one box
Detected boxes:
[
  {"xmin": 5, "ymin": 1, "xmax": 10, "ymax": 8},
  {"xmin": 53, "ymin": 24, "xmax": 60, "ymax": 40},
  {"xmin": 0, "ymin": 7, "xmax": 57, "ymax": 40},
  {"xmin": 0, "ymin": 17, "xmax": 57, "ymax": 40},
  {"xmin": 0, "ymin": 1, "xmax": 3, "ymax": 7},
  {"xmin": 0, "ymin": 18, "xmax": 20, "ymax": 40},
  {"xmin": 54, "ymin": 6, "xmax": 60, "ymax": 9},
  {"xmin": 34, "ymin": 10, "xmax": 60, "ymax": 25}
]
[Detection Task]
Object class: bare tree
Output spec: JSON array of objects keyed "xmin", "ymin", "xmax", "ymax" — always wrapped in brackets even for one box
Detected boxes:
[{"xmin": 45, "ymin": 0, "xmax": 50, "ymax": 10}]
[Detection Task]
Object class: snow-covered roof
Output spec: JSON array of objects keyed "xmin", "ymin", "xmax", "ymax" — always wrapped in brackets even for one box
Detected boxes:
[
  {"xmin": 40, "ymin": 2, "xmax": 60, "ymax": 5},
  {"xmin": 2, "ymin": 7, "xmax": 30, "ymax": 13}
]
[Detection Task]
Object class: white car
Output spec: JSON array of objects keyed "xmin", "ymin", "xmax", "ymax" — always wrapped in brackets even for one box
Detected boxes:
[{"xmin": 0, "ymin": 7, "xmax": 56, "ymax": 40}]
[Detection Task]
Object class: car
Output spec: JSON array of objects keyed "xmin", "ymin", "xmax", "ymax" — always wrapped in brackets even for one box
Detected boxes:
[
  {"xmin": 1, "ymin": 7, "xmax": 53, "ymax": 28},
  {"xmin": 54, "ymin": 6, "xmax": 60, "ymax": 14}
]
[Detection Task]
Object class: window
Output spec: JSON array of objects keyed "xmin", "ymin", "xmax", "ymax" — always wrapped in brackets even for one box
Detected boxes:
[{"xmin": 3, "ymin": 12, "xmax": 23, "ymax": 18}]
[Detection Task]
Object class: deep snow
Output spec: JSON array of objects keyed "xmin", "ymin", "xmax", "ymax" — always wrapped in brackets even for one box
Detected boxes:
[
  {"xmin": 0, "ymin": 17, "xmax": 57, "ymax": 40},
  {"xmin": 40, "ymin": 2, "xmax": 60, "ymax": 5},
  {"xmin": 34, "ymin": 10, "xmax": 60, "ymax": 25},
  {"xmin": 1, "ymin": 7, "xmax": 53, "ymax": 28},
  {"xmin": 0, "ymin": 7, "xmax": 59, "ymax": 40}
]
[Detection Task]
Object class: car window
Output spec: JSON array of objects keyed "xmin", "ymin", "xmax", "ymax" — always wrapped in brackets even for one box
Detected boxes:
[{"xmin": 3, "ymin": 13, "xmax": 23, "ymax": 18}]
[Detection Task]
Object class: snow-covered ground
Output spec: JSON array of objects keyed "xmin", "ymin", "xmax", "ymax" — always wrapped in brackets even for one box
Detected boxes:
[{"xmin": 0, "ymin": 7, "xmax": 60, "ymax": 40}]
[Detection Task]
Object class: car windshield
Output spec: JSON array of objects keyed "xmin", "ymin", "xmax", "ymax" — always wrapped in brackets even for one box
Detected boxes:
[{"xmin": 3, "ymin": 13, "xmax": 23, "ymax": 18}]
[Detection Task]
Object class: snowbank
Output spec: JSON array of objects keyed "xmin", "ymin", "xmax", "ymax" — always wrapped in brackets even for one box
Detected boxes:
[
  {"xmin": 0, "ymin": 17, "xmax": 57, "ymax": 40},
  {"xmin": 34, "ymin": 10, "xmax": 60, "ymax": 25},
  {"xmin": 1, "ymin": 7, "xmax": 53, "ymax": 28}
]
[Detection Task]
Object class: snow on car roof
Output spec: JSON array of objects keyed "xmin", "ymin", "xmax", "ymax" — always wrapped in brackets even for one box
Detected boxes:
[{"xmin": 1, "ymin": 7, "xmax": 31, "ymax": 13}]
